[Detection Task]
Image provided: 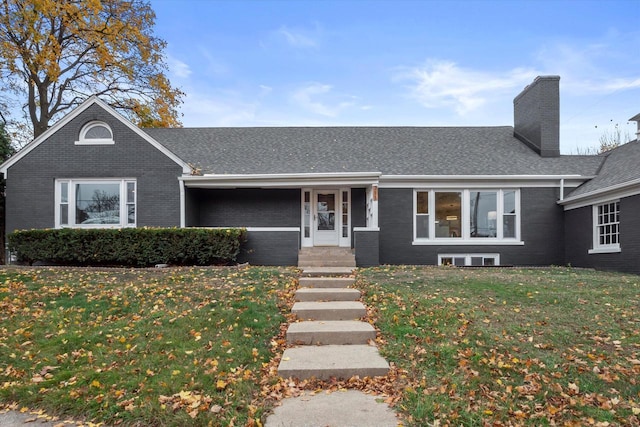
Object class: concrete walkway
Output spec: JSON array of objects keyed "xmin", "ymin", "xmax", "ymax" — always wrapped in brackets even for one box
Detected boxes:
[
  {"xmin": 0, "ymin": 408, "xmax": 80, "ymax": 426},
  {"xmin": 265, "ymin": 390, "xmax": 398, "ymax": 427},
  {"xmin": 267, "ymin": 259, "xmax": 400, "ymax": 426}
]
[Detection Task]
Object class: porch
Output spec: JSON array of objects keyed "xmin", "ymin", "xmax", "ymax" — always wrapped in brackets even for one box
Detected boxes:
[{"xmin": 179, "ymin": 173, "xmax": 382, "ymax": 266}]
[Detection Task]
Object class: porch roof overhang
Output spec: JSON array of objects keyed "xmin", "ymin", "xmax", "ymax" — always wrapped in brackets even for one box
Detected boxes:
[
  {"xmin": 180, "ymin": 172, "xmax": 382, "ymax": 188},
  {"xmin": 379, "ymin": 174, "xmax": 591, "ymax": 188},
  {"xmin": 558, "ymin": 177, "xmax": 640, "ymax": 210}
]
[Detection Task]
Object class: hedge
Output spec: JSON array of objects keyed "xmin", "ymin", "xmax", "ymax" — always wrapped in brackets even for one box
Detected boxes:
[{"xmin": 7, "ymin": 228, "xmax": 247, "ymax": 267}]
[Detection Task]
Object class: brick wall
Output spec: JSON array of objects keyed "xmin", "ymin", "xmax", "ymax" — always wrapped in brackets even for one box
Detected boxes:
[
  {"xmin": 378, "ymin": 187, "xmax": 565, "ymax": 266},
  {"xmin": 513, "ymin": 76, "xmax": 560, "ymax": 157},
  {"xmin": 5, "ymin": 103, "xmax": 183, "ymax": 233}
]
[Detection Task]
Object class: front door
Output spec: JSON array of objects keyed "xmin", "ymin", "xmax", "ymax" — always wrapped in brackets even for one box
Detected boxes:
[{"xmin": 313, "ymin": 190, "xmax": 340, "ymax": 246}]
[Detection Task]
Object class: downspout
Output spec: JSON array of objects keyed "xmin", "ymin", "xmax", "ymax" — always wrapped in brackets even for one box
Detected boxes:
[
  {"xmin": 179, "ymin": 179, "xmax": 186, "ymax": 228},
  {"xmin": 559, "ymin": 178, "xmax": 564, "ymax": 201}
]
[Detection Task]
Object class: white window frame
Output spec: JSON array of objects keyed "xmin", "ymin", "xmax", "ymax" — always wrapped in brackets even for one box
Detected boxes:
[
  {"xmin": 589, "ymin": 200, "xmax": 621, "ymax": 254},
  {"xmin": 75, "ymin": 121, "xmax": 115, "ymax": 145},
  {"xmin": 413, "ymin": 189, "xmax": 522, "ymax": 245},
  {"xmin": 438, "ymin": 253, "xmax": 500, "ymax": 266},
  {"xmin": 55, "ymin": 179, "xmax": 136, "ymax": 228}
]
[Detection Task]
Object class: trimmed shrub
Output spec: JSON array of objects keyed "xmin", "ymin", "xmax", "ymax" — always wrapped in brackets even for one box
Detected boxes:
[{"xmin": 7, "ymin": 228, "xmax": 246, "ymax": 267}]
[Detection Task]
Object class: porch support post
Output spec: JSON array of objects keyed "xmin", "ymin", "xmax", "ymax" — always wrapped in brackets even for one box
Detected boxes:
[
  {"xmin": 179, "ymin": 179, "xmax": 186, "ymax": 228},
  {"xmin": 369, "ymin": 185, "xmax": 379, "ymax": 228}
]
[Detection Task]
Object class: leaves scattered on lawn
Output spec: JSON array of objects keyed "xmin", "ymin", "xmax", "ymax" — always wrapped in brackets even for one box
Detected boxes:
[
  {"xmin": 0, "ymin": 266, "xmax": 298, "ymax": 426},
  {"xmin": 357, "ymin": 266, "xmax": 640, "ymax": 426}
]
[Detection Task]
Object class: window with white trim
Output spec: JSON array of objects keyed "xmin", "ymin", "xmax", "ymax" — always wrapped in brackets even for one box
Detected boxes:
[
  {"xmin": 439, "ymin": 254, "xmax": 500, "ymax": 266},
  {"xmin": 414, "ymin": 189, "xmax": 520, "ymax": 243},
  {"xmin": 75, "ymin": 121, "xmax": 114, "ymax": 145},
  {"xmin": 55, "ymin": 179, "xmax": 136, "ymax": 228},
  {"xmin": 591, "ymin": 201, "xmax": 620, "ymax": 253}
]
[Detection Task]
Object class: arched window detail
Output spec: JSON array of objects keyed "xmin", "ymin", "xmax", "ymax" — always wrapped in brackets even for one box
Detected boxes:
[{"xmin": 75, "ymin": 121, "xmax": 115, "ymax": 145}]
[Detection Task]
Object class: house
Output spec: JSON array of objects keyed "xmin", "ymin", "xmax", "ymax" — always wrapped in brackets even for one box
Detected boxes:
[{"xmin": 1, "ymin": 76, "xmax": 639, "ymax": 274}]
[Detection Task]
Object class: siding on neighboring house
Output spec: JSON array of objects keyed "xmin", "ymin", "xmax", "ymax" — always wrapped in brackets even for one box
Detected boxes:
[
  {"xmin": 4, "ymin": 104, "xmax": 183, "ymax": 233},
  {"xmin": 565, "ymin": 194, "xmax": 640, "ymax": 274},
  {"xmin": 378, "ymin": 187, "xmax": 565, "ymax": 266}
]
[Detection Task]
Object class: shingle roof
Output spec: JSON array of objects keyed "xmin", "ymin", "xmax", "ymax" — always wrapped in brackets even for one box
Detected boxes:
[
  {"xmin": 143, "ymin": 126, "xmax": 603, "ymax": 176},
  {"xmin": 567, "ymin": 139, "xmax": 640, "ymax": 197}
]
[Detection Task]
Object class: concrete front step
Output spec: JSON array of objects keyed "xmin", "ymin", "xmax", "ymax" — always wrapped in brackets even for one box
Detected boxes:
[
  {"xmin": 297, "ymin": 258, "xmax": 357, "ymax": 267},
  {"xmin": 298, "ymin": 277, "xmax": 355, "ymax": 289},
  {"xmin": 287, "ymin": 320, "xmax": 376, "ymax": 345},
  {"xmin": 294, "ymin": 288, "xmax": 361, "ymax": 302},
  {"xmin": 278, "ymin": 345, "xmax": 389, "ymax": 380},
  {"xmin": 298, "ymin": 248, "xmax": 356, "ymax": 268},
  {"xmin": 300, "ymin": 267, "xmax": 356, "ymax": 277},
  {"xmin": 292, "ymin": 301, "xmax": 366, "ymax": 321}
]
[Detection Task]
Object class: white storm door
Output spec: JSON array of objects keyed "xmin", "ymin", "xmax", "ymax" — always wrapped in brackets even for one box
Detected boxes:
[{"xmin": 314, "ymin": 191, "xmax": 340, "ymax": 246}]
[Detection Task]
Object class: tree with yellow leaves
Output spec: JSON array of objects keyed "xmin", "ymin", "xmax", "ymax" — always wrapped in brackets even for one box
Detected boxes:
[{"xmin": 0, "ymin": 0, "xmax": 183, "ymax": 139}]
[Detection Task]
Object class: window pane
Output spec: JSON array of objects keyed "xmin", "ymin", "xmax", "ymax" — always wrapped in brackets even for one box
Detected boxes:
[
  {"xmin": 503, "ymin": 215, "xmax": 516, "ymax": 238},
  {"xmin": 435, "ymin": 192, "xmax": 461, "ymax": 238},
  {"xmin": 85, "ymin": 124, "xmax": 112, "ymax": 139},
  {"xmin": 127, "ymin": 182, "xmax": 135, "ymax": 203},
  {"xmin": 60, "ymin": 182, "xmax": 68, "ymax": 203},
  {"xmin": 304, "ymin": 191, "xmax": 310, "ymax": 238},
  {"xmin": 471, "ymin": 257, "xmax": 483, "ymax": 266},
  {"xmin": 504, "ymin": 190, "xmax": 516, "ymax": 214},
  {"xmin": 127, "ymin": 205, "xmax": 135, "ymax": 225},
  {"xmin": 317, "ymin": 194, "xmax": 335, "ymax": 211},
  {"xmin": 416, "ymin": 215, "xmax": 429, "ymax": 238},
  {"xmin": 318, "ymin": 212, "xmax": 335, "ymax": 230},
  {"xmin": 76, "ymin": 183, "xmax": 120, "ymax": 224},
  {"xmin": 483, "ymin": 258, "xmax": 495, "ymax": 266},
  {"xmin": 441, "ymin": 257, "xmax": 453, "ymax": 266},
  {"xmin": 454, "ymin": 257, "xmax": 465, "ymax": 266},
  {"xmin": 469, "ymin": 191, "xmax": 497, "ymax": 238},
  {"xmin": 60, "ymin": 205, "xmax": 68, "ymax": 225},
  {"xmin": 417, "ymin": 192, "xmax": 428, "ymax": 214}
]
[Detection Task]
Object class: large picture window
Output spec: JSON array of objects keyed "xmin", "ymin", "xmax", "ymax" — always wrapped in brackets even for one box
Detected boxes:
[
  {"xmin": 590, "ymin": 201, "xmax": 620, "ymax": 253},
  {"xmin": 414, "ymin": 189, "xmax": 520, "ymax": 243},
  {"xmin": 56, "ymin": 179, "xmax": 136, "ymax": 228}
]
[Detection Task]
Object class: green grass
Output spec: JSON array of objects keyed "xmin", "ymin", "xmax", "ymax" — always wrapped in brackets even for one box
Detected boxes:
[
  {"xmin": 357, "ymin": 266, "xmax": 640, "ymax": 426},
  {"xmin": 0, "ymin": 266, "xmax": 297, "ymax": 426},
  {"xmin": 3, "ymin": 265, "xmax": 640, "ymax": 426}
]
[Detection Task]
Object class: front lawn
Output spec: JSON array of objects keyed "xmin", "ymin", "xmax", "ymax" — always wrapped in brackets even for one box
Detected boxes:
[
  {"xmin": 358, "ymin": 266, "xmax": 640, "ymax": 426},
  {"xmin": 0, "ymin": 266, "xmax": 297, "ymax": 426},
  {"xmin": 2, "ymin": 265, "xmax": 639, "ymax": 426}
]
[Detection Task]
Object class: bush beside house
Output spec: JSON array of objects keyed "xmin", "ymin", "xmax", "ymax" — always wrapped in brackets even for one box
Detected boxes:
[{"xmin": 8, "ymin": 227, "xmax": 246, "ymax": 267}]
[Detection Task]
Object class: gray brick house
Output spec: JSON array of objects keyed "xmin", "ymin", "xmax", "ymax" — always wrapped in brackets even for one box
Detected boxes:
[{"xmin": 2, "ymin": 76, "xmax": 639, "ymax": 273}]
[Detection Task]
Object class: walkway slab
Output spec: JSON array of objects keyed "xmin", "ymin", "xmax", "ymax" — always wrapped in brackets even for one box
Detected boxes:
[
  {"xmin": 264, "ymin": 390, "xmax": 398, "ymax": 427},
  {"xmin": 298, "ymin": 277, "xmax": 355, "ymax": 288},
  {"xmin": 292, "ymin": 301, "xmax": 366, "ymax": 321},
  {"xmin": 295, "ymin": 288, "xmax": 361, "ymax": 302},
  {"xmin": 278, "ymin": 345, "xmax": 389, "ymax": 380},
  {"xmin": 287, "ymin": 320, "xmax": 376, "ymax": 345}
]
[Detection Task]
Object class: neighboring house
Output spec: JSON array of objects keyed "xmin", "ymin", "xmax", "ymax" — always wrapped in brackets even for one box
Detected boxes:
[{"xmin": 1, "ymin": 76, "xmax": 639, "ymax": 273}]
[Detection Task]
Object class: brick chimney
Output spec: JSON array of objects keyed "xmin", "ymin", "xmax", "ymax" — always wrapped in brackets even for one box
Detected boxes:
[{"xmin": 513, "ymin": 76, "xmax": 561, "ymax": 157}]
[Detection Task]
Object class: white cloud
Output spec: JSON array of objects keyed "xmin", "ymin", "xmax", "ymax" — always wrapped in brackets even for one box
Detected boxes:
[
  {"xmin": 275, "ymin": 25, "xmax": 319, "ymax": 48},
  {"xmin": 179, "ymin": 89, "xmax": 258, "ymax": 127},
  {"xmin": 533, "ymin": 41, "xmax": 640, "ymax": 94},
  {"xmin": 259, "ymin": 85, "xmax": 273, "ymax": 97},
  {"xmin": 290, "ymin": 83, "xmax": 357, "ymax": 117},
  {"xmin": 395, "ymin": 60, "xmax": 538, "ymax": 115},
  {"xmin": 166, "ymin": 55, "xmax": 192, "ymax": 79}
]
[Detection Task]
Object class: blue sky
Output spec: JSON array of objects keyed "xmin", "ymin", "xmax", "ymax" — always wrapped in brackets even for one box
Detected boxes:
[{"xmin": 152, "ymin": 0, "xmax": 640, "ymax": 154}]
